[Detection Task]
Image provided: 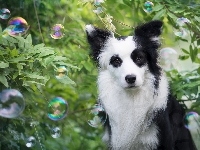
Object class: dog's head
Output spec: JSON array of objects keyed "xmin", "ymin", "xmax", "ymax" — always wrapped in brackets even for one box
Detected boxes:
[{"xmin": 86, "ymin": 20, "xmax": 163, "ymax": 89}]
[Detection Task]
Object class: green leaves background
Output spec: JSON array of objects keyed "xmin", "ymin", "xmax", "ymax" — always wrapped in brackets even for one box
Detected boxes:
[{"xmin": 0, "ymin": 0, "xmax": 200, "ymax": 149}]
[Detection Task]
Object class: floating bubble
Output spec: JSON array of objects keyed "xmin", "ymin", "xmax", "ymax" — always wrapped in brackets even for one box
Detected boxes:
[
  {"xmin": 94, "ymin": 0, "xmax": 104, "ymax": 5},
  {"xmin": 160, "ymin": 47, "xmax": 178, "ymax": 71},
  {"xmin": 93, "ymin": 7, "xmax": 103, "ymax": 14},
  {"xmin": 174, "ymin": 28, "xmax": 188, "ymax": 37},
  {"xmin": 26, "ymin": 136, "xmax": 36, "ymax": 147},
  {"xmin": 6, "ymin": 17, "xmax": 29, "ymax": 36},
  {"xmin": 55, "ymin": 66, "xmax": 68, "ymax": 79},
  {"xmin": 0, "ymin": 89, "xmax": 25, "ymax": 118},
  {"xmin": 50, "ymin": 24, "xmax": 65, "ymax": 39},
  {"xmin": 176, "ymin": 17, "xmax": 191, "ymax": 27},
  {"xmin": 88, "ymin": 104, "xmax": 107, "ymax": 128},
  {"xmin": 184, "ymin": 112, "xmax": 200, "ymax": 131},
  {"xmin": 0, "ymin": 8, "xmax": 11, "ymax": 20},
  {"xmin": 143, "ymin": 1, "xmax": 154, "ymax": 13},
  {"xmin": 51, "ymin": 127, "xmax": 61, "ymax": 138},
  {"xmin": 47, "ymin": 97, "xmax": 68, "ymax": 121}
]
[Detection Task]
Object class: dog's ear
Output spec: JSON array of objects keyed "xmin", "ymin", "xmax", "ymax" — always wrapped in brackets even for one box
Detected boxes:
[
  {"xmin": 86, "ymin": 25, "xmax": 113, "ymax": 62},
  {"xmin": 134, "ymin": 20, "xmax": 163, "ymax": 39}
]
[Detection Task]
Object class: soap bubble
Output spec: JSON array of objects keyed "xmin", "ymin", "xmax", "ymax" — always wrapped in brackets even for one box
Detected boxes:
[
  {"xmin": 88, "ymin": 104, "xmax": 107, "ymax": 128},
  {"xmin": 26, "ymin": 136, "xmax": 36, "ymax": 147},
  {"xmin": 93, "ymin": 7, "xmax": 103, "ymax": 14},
  {"xmin": 6, "ymin": 17, "xmax": 29, "ymax": 36},
  {"xmin": 94, "ymin": 0, "xmax": 104, "ymax": 5},
  {"xmin": 160, "ymin": 47, "xmax": 178, "ymax": 71},
  {"xmin": 55, "ymin": 66, "xmax": 68, "ymax": 79},
  {"xmin": 0, "ymin": 8, "xmax": 11, "ymax": 20},
  {"xmin": 50, "ymin": 24, "xmax": 65, "ymax": 39},
  {"xmin": 0, "ymin": 89, "xmax": 25, "ymax": 118},
  {"xmin": 47, "ymin": 97, "xmax": 68, "ymax": 121},
  {"xmin": 176, "ymin": 17, "xmax": 191, "ymax": 27},
  {"xmin": 51, "ymin": 127, "xmax": 61, "ymax": 138},
  {"xmin": 143, "ymin": 1, "xmax": 154, "ymax": 13},
  {"xmin": 184, "ymin": 112, "xmax": 200, "ymax": 131},
  {"xmin": 174, "ymin": 28, "xmax": 188, "ymax": 38}
]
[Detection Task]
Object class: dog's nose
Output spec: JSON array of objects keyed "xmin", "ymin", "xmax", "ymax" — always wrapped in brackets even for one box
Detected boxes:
[{"xmin": 125, "ymin": 75, "xmax": 136, "ymax": 84}]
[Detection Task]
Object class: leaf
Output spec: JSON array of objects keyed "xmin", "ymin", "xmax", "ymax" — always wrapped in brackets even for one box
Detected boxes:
[
  {"xmin": 43, "ymin": 56, "xmax": 55, "ymax": 66},
  {"xmin": 153, "ymin": 5, "xmax": 164, "ymax": 12},
  {"xmin": 18, "ymin": 39, "xmax": 24, "ymax": 49},
  {"xmin": 179, "ymin": 55, "xmax": 189, "ymax": 60},
  {"xmin": 4, "ymin": 36, "xmax": 18, "ymax": 43},
  {"xmin": 0, "ymin": 75, "xmax": 8, "ymax": 87},
  {"xmin": 9, "ymin": 56, "xmax": 27, "ymax": 62},
  {"xmin": 25, "ymin": 74, "xmax": 47, "ymax": 80},
  {"xmin": 53, "ymin": 56, "xmax": 68, "ymax": 61},
  {"xmin": 34, "ymin": 43, "xmax": 45, "ymax": 50},
  {"xmin": 23, "ymin": 80, "xmax": 45, "ymax": 86},
  {"xmin": 10, "ymin": 49, "xmax": 19, "ymax": 57},
  {"xmin": 54, "ymin": 62, "xmax": 79, "ymax": 69},
  {"xmin": 38, "ymin": 50, "xmax": 55, "ymax": 57},
  {"xmin": 122, "ymin": 0, "xmax": 132, "ymax": 7},
  {"xmin": 153, "ymin": 9, "xmax": 166, "ymax": 20},
  {"xmin": 167, "ymin": 12, "xmax": 177, "ymax": 20},
  {"xmin": 24, "ymin": 41, "xmax": 32, "ymax": 50},
  {"xmin": 56, "ymin": 76, "xmax": 75, "ymax": 85},
  {"xmin": 0, "ymin": 62, "xmax": 9, "ymax": 68},
  {"xmin": 197, "ymin": 67, "xmax": 200, "ymax": 75},
  {"xmin": 84, "ymin": 61, "xmax": 93, "ymax": 72},
  {"xmin": 194, "ymin": 16, "xmax": 200, "ymax": 23},
  {"xmin": 26, "ymin": 34, "xmax": 32, "ymax": 44},
  {"xmin": 181, "ymin": 48, "xmax": 189, "ymax": 54}
]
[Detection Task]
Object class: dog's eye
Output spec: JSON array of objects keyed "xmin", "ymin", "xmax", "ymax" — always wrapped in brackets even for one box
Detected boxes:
[{"xmin": 110, "ymin": 55, "xmax": 122, "ymax": 68}]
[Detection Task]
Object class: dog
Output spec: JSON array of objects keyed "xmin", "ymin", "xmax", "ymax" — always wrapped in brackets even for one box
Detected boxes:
[{"xmin": 86, "ymin": 20, "xmax": 197, "ymax": 150}]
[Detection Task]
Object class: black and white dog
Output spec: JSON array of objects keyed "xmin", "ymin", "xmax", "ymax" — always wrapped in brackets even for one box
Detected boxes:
[{"xmin": 86, "ymin": 20, "xmax": 197, "ymax": 150}]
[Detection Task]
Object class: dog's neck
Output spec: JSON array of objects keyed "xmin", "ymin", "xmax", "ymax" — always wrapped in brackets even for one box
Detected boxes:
[{"xmin": 97, "ymin": 69, "xmax": 169, "ymax": 149}]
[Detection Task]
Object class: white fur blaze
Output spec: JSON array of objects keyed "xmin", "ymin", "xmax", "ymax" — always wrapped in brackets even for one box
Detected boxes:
[{"xmin": 85, "ymin": 24, "xmax": 95, "ymax": 35}]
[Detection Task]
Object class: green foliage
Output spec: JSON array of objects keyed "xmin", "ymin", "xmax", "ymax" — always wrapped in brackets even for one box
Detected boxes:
[
  {"xmin": 0, "ymin": 0, "xmax": 200, "ymax": 149},
  {"xmin": 0, "ymin": 32, "xmax": 76, "ymax": 90}
]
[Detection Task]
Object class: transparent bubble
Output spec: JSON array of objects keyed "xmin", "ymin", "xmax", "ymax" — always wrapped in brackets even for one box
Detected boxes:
[
  {"xmin": 174, "ymin": 28, "xmax": 188, "ymax": 38},
  {"xmin": 88, "ymin": 104, "xmax": 107, "ymax": 128},
  {"xmin": 176, "ymin": 17, "xmax": 191, "ymax": 27},
  {"xmin": 143, "ymin": 1, "xmax": 154, "ymax": 13},
  {"xmin": 0, "ymin": 89, "xmax": 25, "ymax": 118},
  {"xmin": 50, "ymin": 24, "xmax": 65, "ymax": 39},
  {"xmin": 51, "ymin": 127, "xmax": 61, "ymax": 138},
  {"xmin": 6, "ymin": 17, "xmax": 29, "ymax": 36},
  {"xmin": 184, "ymin": 112, "xmax": 200, "ymax": 131},
  {"xmin": 160, "ymin": 47, "xmax": 178, "ymax": 71},
  {"xmin": 0, "ymin": 8, "xmax": 11, "ymax": 20},
  {"xmin": 94, "ymin": 0, "xmax": 104, "ymax": 5},
  {"xmin": 55, "ymin": 66, "xmax": 68, "ymax": 79},
  {"xmin": 47, "ymin": 97, "xmax": 68, "ymax": 121},
  {"xmin": 26, "ymin": 136, "xmax": 36, "ymax": 147},
  {"xmin": 93, "ymin": 7, "xmax": 103, "ymax": 14}
]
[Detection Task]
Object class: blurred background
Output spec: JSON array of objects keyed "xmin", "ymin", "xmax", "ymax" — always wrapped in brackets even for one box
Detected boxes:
[{"xmin": 0, "ymin": 0, "xmax": 199, "ymax": 149}]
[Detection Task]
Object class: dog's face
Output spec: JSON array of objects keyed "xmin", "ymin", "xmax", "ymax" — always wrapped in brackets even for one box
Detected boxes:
[{"xmin": 86, "ymin": 21, "xmax": 163, "ymax": 89}]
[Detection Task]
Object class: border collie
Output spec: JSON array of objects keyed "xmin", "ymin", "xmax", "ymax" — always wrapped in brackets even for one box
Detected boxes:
[{"xmin": 86, "ymin": 20, "xmax": 197, "ymax": 150}]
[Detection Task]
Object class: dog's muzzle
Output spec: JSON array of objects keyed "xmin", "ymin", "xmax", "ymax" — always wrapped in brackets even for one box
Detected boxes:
[{"xmin": 125, "ymin": 75, "xmax": 136, "ymax": 86}]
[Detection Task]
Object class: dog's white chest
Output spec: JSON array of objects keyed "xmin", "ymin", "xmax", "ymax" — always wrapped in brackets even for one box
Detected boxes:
[
  {"xmin": 98, "ymin": 70, "xmax": 168, "ymax": 149},
  {"xmin": 100, "ymin": 93, "xmax": 158, "ymax": 149}
]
